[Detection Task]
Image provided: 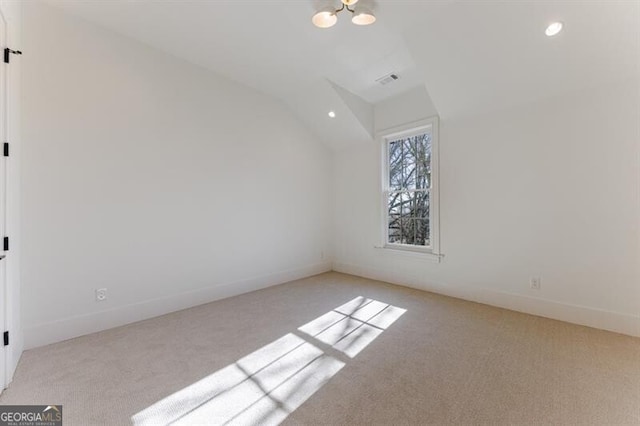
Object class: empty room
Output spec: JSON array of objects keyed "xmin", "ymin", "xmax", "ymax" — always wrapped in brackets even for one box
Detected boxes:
[{"xmin": 0, "ymin": 0, "xmax": 638, "ymax": 424}]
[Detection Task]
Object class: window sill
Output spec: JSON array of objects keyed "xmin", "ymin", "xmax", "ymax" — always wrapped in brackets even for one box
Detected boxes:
[{"xmin": 374, "ymin": 244, "xmax": 443, "ymax": 263}]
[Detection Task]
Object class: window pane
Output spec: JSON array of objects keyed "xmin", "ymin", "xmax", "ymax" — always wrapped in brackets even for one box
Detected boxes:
[
  {"xmin": 388, "ymin": 140, "xmax": 403, "ymax": 191},
  {"xmin": 388, "ymin": 191, "xmax": 402, "ymax": 244},
  {"xmin": 387, "ymin": 190, "xmax": 430, "ymax": 246},
  {"xmin": 388, "ymin": 213, "xmax": 401, "ymax": 243},
  {"xmin": 414, "ymin": 190, "xmax": 429, "ymax": 220},
  {"xmin": 388, "ymin": 192, "xmax": 401, "ymax": 215},
  {"xmin": 388, "ymin": 133, "xmax": 431, "ymax": 192},
  {"xmin": 415, "ymin": 133, "xmax": 431, "ymax": 191},
  {"xmin": 403, "ymin": 139, "xmax": 416, "ymax": 189},
  {"xmin": 414, "ymin": 219, "xmax": 430, "ymax": 246},
  {"xmin": 400, "ymin": 217, "xmax": 412, "ymax": 244},
  {"xmin": 400, "ymin": 192, "xmax": 412, "ymax": 215}
]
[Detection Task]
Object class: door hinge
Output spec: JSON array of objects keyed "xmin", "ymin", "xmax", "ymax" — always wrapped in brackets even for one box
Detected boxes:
[
  {"xmin": 3, "ymin": 236, "xmax": 8, "ymax": 251},
  {"xmin": 3, "ymin": 331, "xmax": 8, "ymax": 346},
  {"xmin": 3, "ymin": 142, "xmax": 8, "ymax": 157},
  {"xmin": 4, "ymin": 48, "xmax": 22, "ymax": 64}
]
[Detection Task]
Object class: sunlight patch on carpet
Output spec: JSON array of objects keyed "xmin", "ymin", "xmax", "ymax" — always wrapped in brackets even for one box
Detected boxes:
[
  {"xmin": 299, "ymin": 297, "xmax": 406, "ymax": 357},
  {"xmin": 132, "ymin": 297, "xmax": 405, "ymax": 426}
]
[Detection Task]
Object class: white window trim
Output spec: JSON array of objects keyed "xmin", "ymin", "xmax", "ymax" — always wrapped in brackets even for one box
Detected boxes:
[{"xmin": 378, "ymin": 116, "xmax": 442, "ymax": 262}]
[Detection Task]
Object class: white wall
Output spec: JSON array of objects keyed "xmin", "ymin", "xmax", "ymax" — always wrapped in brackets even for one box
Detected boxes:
[
  {"xmin": 374, "ymin": 86, "xmax": 438, "ymax": 133},
  {"xmin": 22, "ymin": 2, "xmax": 333, "ymax": 349},
  {"xmin": 334, "ymin": 79, "xmax": 640, "ymax": 336},
  {"xmin": 0, "ymin": 0, "xmax": 22, "ymax": 385}
]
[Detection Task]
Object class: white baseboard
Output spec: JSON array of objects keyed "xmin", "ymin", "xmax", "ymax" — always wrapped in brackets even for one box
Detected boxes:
[
  {"xmin": 24, "ymin": 261, "xmax": 332, "ymax": 350},
  {"xmin": 333, "ymin": 262, "xmax": 640, "ymax": 338}
]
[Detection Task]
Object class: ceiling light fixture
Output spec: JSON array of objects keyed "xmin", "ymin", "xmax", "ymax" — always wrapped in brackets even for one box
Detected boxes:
[
  {"xmin": 312, "ymin": 0, "xmax": 376, "ymax": 28},
  {"xmin": 545, "ymin": 22, "xmax": 563, "ymax": 37},
  {"xmin": 328, "ymin": 111, "xmax": 336, "ymax": 118}
]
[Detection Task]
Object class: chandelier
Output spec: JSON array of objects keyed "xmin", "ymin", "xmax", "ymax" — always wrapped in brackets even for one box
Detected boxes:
[{"xmin": 312, "ymin": 0, "xmax": 376, "ymax": 28}]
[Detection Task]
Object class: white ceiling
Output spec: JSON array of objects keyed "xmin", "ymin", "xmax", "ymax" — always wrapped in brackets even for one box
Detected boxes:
[
  {"xmin": 46, "ymin": 0, "xmax": 425, "ymax": 103},
  {"xmin": 46, "ymin": 0, "xmax": 640, "ymax": 148},
  {"xmin": 396, "ymin": 0, "xmax": 640, "ymax": 119}
]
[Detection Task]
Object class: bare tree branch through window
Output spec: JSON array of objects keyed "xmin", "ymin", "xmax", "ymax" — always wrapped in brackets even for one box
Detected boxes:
[{"xmin": 387, "ymin": 133, "xmax": 431, "ymax": 246}]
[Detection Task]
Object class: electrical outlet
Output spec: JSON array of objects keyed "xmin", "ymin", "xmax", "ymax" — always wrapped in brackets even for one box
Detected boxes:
[
  {"xmin": 96, "ymin": 288, "xmax": 107, "ymax": 302},
  {"xmin": 530, "ymin": 277, "xmax": 541, "ymax": 290}
]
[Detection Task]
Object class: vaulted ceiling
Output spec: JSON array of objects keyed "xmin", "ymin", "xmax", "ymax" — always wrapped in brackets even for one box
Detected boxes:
[{"xmin": 46, "ymin": 0, "xmax": 640, "ymax": 150}]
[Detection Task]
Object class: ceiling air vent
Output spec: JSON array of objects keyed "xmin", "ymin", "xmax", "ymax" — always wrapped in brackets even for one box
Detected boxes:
[{"xmin": 375, "ymin": 73, "xmax": 400, "ymax": 86}]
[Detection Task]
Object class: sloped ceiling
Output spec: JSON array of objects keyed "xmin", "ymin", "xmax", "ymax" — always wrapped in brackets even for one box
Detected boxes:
[
  {"xmin": 389, "ymin": 1, "xmax": 640, "ymax": 119},
  {"xmin": 45, "ymin": 0, "xmax": 640, "ymax": 148},
  {"xmin": 286, "ymin": 79, "xmax": 374, "ymax": 151}
]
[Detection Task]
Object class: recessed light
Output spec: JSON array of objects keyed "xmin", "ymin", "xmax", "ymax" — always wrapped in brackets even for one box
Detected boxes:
[
  {"xmin": 328, "ymin": 111, "xmax": 336, "ymax": 118},
  {"xmin": 545, "ymin": 22, "xmax": 563, "ymax": 37}
]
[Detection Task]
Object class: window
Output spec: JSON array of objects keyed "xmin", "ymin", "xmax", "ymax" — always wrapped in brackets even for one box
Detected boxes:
[{"xmin": 381, "ymin": 117, "xmax": 440, "ymax": 257}]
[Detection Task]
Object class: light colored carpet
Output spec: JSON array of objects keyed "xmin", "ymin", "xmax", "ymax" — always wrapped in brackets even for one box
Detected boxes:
[{"xmin": 1, "ymin": 272, "xmax": 639, "ymax": 425}]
